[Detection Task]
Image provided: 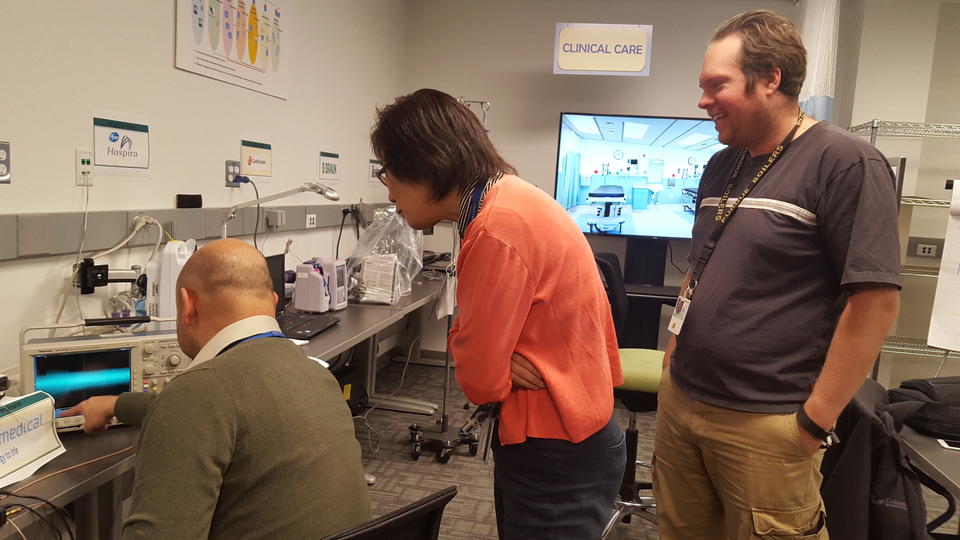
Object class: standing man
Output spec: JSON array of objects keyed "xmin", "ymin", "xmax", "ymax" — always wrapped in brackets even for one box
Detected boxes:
[
  {"xmin": 653, "ymin": 10, "xmax": 901, "ymax": 539},
  {"xmin": 64, "ymin": 239, "xmax": 371, "ymax": 539}
]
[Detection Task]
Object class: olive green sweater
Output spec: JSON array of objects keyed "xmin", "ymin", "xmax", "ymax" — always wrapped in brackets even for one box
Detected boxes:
[{"xmin": 116, "ymin": 338, "xmax": 371, "ymax": 539}]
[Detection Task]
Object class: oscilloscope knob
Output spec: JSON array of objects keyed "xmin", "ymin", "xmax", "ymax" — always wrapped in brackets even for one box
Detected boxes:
[
  {"xmin": 144, "ymin": 343, "xmax": 158, "ymax": 354},
  {"xmin": 167, "ymin": 353, "xmax": 182, "ymax": 367},
  {"xmin": 143, "ymin": 362, "xmax": 157, "ymax": 376}
]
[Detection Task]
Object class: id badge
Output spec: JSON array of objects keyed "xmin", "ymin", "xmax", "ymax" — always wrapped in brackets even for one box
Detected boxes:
[{"xmin": 668, "ymin": 296, "xmax": 691, "ymax": 335}]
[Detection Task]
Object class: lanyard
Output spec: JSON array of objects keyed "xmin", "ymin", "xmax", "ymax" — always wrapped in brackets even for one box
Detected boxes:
[
  {"xmin": 686, "ymin": 110, "xmax": 805, "ymax": 300},
  {"xmin": 219, "ymin": 330, "xmax": 286, "ymax": 355}
]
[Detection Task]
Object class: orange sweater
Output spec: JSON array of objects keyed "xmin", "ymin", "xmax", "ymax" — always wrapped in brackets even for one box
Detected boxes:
[{"xmin": 449, "ymin": 175, "xmax": 622, "ymax": 445}]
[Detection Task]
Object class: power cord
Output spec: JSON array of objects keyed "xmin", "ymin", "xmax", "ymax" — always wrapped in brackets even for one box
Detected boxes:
[
  {"xmin": 666, "ymin": 240, "xmax": 688, "ymax": 275},
  {"xmin": 336, "ymin": 208, "xmax": 350, "ymax": 259},
  {"xmin": 247, "ymin": 179, "xmax": 262, "ymax": 251},
  {"xmin": 2, "ymin": 503, "xmax": 66, "ymax": 540},
  {"xmin": 0, "ymin": 490, "xmax": 75, "ymax": 540},
  {"xmin": 354, "ymin": 333, "xmax": 422, "ymax": 453}
]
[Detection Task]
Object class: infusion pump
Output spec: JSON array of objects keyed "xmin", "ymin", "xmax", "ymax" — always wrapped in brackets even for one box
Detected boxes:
[{"xmin": 19, "ymin": 331, "xmax": 190, "ymax": 431}]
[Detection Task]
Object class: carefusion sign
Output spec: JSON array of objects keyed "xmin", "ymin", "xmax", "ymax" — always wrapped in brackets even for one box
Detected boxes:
[
  {"xmin": 554, "ymin": 23, "xmax": 652, "ymax": 76},
  {"xmin": 94, "ymin": 117, "xmax": 150, "ymax": 168}
]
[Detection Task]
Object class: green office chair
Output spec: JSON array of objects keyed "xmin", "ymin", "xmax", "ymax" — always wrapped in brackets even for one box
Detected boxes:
[{"xmin": 595, "ymin": 252, "xmax": 662, "ymax": 538}]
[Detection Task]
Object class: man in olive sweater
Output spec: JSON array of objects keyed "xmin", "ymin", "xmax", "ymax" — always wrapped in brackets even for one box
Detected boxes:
[{"xmin": 63, "ymin": 239, "xmax": 371, "ymax": 539}]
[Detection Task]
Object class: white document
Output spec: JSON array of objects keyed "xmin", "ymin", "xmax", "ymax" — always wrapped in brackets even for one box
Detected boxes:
[
  {"xmin": 0, "ymin": 392, "xmax": 66, "ymax": 489},
  {"xmin": 927, "ymin": 188, "xmax": 960, "ymax": 352}
]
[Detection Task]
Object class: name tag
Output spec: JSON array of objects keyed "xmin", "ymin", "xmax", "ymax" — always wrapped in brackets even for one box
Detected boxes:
[
  {"xmin": 0, "ymin": 392, "xmax": 65, "ymax": 488},
  {"xmin": 668, "ymin": 296, "xmax": 691, "ymax": 336}
]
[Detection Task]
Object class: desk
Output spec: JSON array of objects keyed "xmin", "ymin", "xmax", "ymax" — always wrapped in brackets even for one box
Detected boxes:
[
  {"xmin": 2, "ymin": 278, "xmax": 444, "ymax": 539},
  {"xmin": 301, "ymin": 277, "xmax": 444, "ymax": 414},
  {"xmin": 900, "ymin": 425, "xmax": 960, "ymax": 501},
  {"xmin": 3, "ymin": 428, "xmax": 138, "ymax": 539}
]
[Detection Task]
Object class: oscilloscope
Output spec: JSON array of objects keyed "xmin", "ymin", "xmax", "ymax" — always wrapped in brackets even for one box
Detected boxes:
[{"xmin": 19, "ymin": 331, "xmax": 191, "ymax": 431}]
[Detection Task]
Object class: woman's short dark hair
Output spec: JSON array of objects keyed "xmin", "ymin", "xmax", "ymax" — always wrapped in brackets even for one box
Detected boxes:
[{"xmin": 371, "ymin": 89, "xmax": 515, "ymax": 201}]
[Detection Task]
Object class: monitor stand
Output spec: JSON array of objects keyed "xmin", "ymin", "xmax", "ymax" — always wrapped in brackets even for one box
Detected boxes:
[{"xmin": 621, "ymin": 237, "xmax": 676, "ymax": 349}]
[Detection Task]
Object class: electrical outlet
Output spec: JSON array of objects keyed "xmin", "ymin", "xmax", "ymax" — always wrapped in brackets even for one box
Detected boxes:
[
  {"xmin": 0, "ymin": 140, "xmax": 11, "ymax": 183},
  {"xmin": 917, "ymin": 244, "xmax": 937, "ymax": 257},
  {"xmin": 305, "ymin": 213, "xmax": 317, "ymax": 228},
  {"xmin": 907, "ymin": 236, "xmax": 944, "ymax": 259},
  {"xmin": 266, "ymin": 209, "xmax": 286, "ymax": 229},
  {"xmin": 75, "ymin": 147, "xmax": 94, "ymax": 186},
  {"xmin": 225, "ymin": 160, "xmax": 242, "ymax": 187}
]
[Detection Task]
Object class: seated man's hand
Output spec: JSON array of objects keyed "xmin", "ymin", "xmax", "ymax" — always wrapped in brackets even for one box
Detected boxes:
[
  {"xmin": 510, "ymin": 353, "xmax": 545, "ymax": 391},
  {"xmin": 61, "ymin": 396, "xmax": 119, "ymax": 433}
]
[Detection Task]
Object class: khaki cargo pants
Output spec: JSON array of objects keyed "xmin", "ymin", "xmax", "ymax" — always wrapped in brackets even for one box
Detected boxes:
[{"xmin": 652, "ymin": 371, "xmax": 828, "ymax": 539}]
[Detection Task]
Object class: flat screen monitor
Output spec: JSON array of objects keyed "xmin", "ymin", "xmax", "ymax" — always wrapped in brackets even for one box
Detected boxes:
[
  {"xmin": 33, "ymin": 348, "xmax": 132, "ymax": 416},
  {"xmin": 554, "ymin": 112, "xmax": 725, "ymax": 239},
  {"xmin": 265, "ymin": 253, "xmax": 286, "ymax": 316}
]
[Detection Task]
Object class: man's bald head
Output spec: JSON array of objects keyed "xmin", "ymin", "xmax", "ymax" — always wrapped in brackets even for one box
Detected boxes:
[
  {"xmin": 175, "ymin": 239, "xmax": 278, "ymax": 357},
  {"xmin": 178, "ymin": 239, "xmax": 273, "ymax": 301}
]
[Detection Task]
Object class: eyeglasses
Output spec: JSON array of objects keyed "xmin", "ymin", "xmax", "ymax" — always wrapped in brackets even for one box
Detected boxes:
[{"xmin": 375, "ymin": 167, "xmax": 388, "ymax": 186}]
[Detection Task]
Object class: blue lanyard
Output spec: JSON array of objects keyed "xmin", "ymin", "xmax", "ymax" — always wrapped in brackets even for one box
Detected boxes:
[
  {"xmin": 465, "ymin": 184, "xmax": 485, "ymax": 228},
  {"xmin": 219, "ymin": 331, "xmax": 286, "ymax": 355}
]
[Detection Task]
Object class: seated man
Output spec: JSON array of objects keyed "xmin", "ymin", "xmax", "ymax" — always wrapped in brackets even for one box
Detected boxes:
[{"xmin": 64, "ymin": 239, "xmax": 371, "ymax": 539}]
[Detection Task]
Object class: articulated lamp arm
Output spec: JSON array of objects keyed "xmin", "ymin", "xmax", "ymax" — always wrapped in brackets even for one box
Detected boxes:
[{"xmin": 221, "ymin": 182, "xmax": 340, "ymax": 238}]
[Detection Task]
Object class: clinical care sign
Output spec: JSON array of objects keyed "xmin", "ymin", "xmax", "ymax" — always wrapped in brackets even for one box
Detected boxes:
[{"xmin": 554, "ymin": 23, "xmax": 652, "ymax": 76}]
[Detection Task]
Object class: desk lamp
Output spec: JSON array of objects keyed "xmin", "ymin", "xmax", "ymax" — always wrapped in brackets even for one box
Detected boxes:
[{"xmin": 222, "ymin": 181, "xmax": 340, "ymax": 238}]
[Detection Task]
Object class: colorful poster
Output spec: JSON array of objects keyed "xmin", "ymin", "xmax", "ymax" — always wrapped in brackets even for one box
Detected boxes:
[{"xmin": 175, "ymin": 0, "xmax": 288, "ymax": 99}]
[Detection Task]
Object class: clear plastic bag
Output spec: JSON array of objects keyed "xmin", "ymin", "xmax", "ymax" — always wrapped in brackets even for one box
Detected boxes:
[{"xmin": 347, "ymin": 206, "xmax": 423, "ymax": 304}]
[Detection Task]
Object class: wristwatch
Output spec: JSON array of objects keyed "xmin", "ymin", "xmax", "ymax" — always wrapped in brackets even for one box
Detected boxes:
[{"xmin": 796, "ymin": 407, "xmax": 840, "ymax": 448}]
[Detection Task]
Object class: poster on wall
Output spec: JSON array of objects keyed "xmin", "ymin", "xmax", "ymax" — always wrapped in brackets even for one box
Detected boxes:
[
  {"xmin": 93, "ymin": 117, "xmax": 150, "ymax": 169},
  {"xmin": 175, "ymin": 0, "xmax": 289, "ymax": 99},
  {"xmin": 554, "ymin": 23, "xmax": 652, "ymax": 76}
]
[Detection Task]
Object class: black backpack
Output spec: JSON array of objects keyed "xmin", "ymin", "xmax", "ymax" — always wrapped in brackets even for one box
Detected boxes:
[{"xmin": 888, "ymin": 376, "xmax": 960, "ymax": 440}]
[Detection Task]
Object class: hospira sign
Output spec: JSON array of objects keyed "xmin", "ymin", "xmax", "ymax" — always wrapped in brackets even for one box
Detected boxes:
[{"xmin": 554, "ymin": 23, "xmax": 653, "ymax": 76}]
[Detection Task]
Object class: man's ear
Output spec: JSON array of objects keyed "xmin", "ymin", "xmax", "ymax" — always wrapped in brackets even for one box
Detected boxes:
[
  {"xmin": 762, "ymin": 68, "xmax": 782, "ymax": 96},
  {"xmin": 178, "ymin": 287, "xmax": 197, "ymax": 326},
  {"xmin": 272, "ymin": 291, "xmax": 279, "ymax": 312}
]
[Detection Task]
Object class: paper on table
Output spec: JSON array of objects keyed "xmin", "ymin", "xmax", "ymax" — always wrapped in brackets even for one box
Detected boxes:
[{"xmin": 927, "ymin": 188, "xmax": 960, "ymax": 352}]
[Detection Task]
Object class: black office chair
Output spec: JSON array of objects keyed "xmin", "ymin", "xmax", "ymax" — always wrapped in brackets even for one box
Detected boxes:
[
  {"xmin": 322, "ymin": 486, "xmax": 458, "ymax": 540},
  {"xmin": 595, "ymin": 252, "xmax": 661, "ymax": 538}
]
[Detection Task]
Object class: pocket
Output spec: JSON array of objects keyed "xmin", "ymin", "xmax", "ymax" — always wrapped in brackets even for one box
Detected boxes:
[
  {"xmin": 752, "ymin": 500, "xmax": 827, "ymax": 539},
  {"xmin": 789, "ymin": 412, "xmax": 821, "ymax": 458}
]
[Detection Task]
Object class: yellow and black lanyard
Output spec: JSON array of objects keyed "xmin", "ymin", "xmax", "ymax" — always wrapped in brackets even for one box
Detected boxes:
[{"xmin": 685, "ymin": 110, "xmax": 805, "ymax": 302}]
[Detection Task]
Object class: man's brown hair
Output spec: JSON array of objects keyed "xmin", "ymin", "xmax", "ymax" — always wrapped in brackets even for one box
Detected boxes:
[
  {"xmin": 371, "ymin": 89, "xmax": 515, "ymax": 201},
  {"xmin": 713, "ymin": 10, "xmax": 807, "ymax": 98}
]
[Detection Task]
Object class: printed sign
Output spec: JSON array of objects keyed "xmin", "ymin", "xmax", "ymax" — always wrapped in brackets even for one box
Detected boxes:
[
  {"xmin": 554, "ymin": 23, "xmax": 652, "ymax": 76},
  {"xmin": 320, "ymin": 151, "xmax": 340, "ymax": 182},
  {"xmin": 369, "ymin": 159, "xmax": 382, "ymax": 185},
  {"xmin": 93, "ymin": 118, "xmax": 150, "ymax": 168},
  {"xmin": 241, "ymin": 139, "xmax": 272, "ymax": 176},
  {"xmin": 0, "ymin": 392, "xmax": 65, "ymax": 489}
]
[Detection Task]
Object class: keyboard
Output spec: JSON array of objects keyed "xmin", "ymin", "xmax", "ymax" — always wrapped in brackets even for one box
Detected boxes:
[{"xmin": 277, "ymin": 312, "xmax": 340, "ymax": 339}]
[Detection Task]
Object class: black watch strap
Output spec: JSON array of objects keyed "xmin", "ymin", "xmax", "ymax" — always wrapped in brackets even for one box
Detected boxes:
[{"xmin": 797, "ymin": 407, "xmax": 839, "ymax": 447}]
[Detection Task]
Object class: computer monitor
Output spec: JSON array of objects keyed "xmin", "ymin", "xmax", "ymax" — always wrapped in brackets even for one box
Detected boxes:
[
  {"xmin": 265, "ymin": 253, "xmax": 286, "ymax": 316},
  {"xmin": 554, "ymin": 112, "xmax": 725, "ymax": 239}
]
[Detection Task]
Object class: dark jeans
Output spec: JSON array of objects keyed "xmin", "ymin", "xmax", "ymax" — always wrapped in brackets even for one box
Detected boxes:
[{"xmin": 492, "ymin": 416, "xmax": 626, "ymax": 540}]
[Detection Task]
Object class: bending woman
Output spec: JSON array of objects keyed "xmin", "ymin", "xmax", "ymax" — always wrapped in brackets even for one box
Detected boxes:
[{"xmin": 371, "ymin": 89, "xmax": 624, "ymax": 539}]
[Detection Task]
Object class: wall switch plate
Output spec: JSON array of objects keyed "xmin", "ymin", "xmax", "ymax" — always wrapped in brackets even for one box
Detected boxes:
[
  {"xmin": 75, "ymin": 147, "xmax": 93, "ymax": 186},
  {"xmin": 0, "ymin": 141, "xmax": 11, "ymax": 183},
  {"xmin": 225, "ymin": 160, "xmax": 242, "ymax": 187},
  {"xmin": 907, "ymin": 236, "xmax": 944, "ymax": 259},
  {"xmin": 305, "ymin": 213, "xmax": 317, "ymax": 228}
]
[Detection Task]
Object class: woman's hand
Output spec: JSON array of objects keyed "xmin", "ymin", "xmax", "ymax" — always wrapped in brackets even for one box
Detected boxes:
[{"xmin": 510, "ymin": 353, "xmax": 545, "ymax": 390}]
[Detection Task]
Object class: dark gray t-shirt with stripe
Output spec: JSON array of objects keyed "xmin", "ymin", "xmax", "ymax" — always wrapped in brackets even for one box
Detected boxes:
[{"xmin": 671, "ymin": 121, "xmax": 901, "ymax": 413}]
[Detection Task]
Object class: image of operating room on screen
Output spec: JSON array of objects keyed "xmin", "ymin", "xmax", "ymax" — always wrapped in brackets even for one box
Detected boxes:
[{"xmin": 555, "ymin": 113, "xmax": 725, "ymax": 239}]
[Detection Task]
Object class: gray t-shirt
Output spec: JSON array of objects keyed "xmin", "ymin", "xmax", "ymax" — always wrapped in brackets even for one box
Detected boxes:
[{"xmin": 671, "ymin": 121, "xmax": 901, "ymax": 413}]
